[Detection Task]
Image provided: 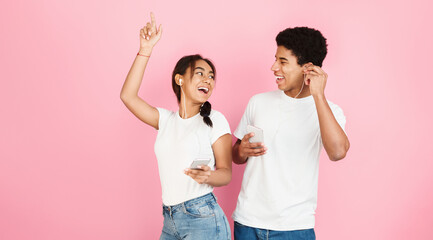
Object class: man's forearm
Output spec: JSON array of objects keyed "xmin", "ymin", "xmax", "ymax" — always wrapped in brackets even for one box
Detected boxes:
[
  {"xmin": 232, "ymin": 141, "xmax": 248, "ymax": 165},
  {"xmin": 314, "ymin": 94, "xmax": 350, "ymax": 161}
]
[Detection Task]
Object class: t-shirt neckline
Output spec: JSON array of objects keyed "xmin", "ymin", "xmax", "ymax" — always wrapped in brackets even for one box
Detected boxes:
[
  {"xmin": 176, "ymin": 110, "xmax": 201, "ymax": 121},
  {"xmin": 280, "ymin": 90, "xmax": 314, "ymax": 103}
]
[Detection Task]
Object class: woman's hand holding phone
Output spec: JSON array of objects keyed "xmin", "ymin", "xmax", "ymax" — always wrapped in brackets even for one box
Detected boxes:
[{"xmin": 184, "ymin": 165, "xmax": 212, "ymax": 184}]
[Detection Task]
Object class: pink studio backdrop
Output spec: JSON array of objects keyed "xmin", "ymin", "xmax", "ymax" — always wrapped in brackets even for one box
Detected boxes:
[{"xmin": 1, "ymin": 0, "xmax": 432, "ymax": 239}]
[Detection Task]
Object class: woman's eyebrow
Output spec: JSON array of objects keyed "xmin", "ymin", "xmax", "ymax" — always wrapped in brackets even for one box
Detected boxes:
[{"xmin": 194, "ymin": 67, "xmax": 214, "ymax": 74}]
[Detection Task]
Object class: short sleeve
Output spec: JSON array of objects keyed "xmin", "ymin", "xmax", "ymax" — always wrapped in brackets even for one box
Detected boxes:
[
  {"xmin": 157, "ymin": 107, "xmax": 172, "ymax": 131},
  {"xmin": 233, "ymin": 97, "xmax": 254, "ymax": 140},
  {"xmin": 209, "ymin": 111, "xmax": 231, "ymax": 144},
  {"xmin": 329, "ymin": 103, "xmax": 346, "ymax": 131}
]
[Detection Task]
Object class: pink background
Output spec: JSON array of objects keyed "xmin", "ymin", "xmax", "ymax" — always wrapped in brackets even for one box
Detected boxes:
[{"xmin": 1, "ymin": 0, "xmax": 432, "ymax": 239}]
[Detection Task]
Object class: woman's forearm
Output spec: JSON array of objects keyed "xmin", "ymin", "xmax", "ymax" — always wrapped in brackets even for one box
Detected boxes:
[
  {"xmin": 206, "ymin": 167, "xmax": 231, "ymax": 187},
  {"xmin": 120, "ymin": 48, "xmax": 153, "ymax": 100}
]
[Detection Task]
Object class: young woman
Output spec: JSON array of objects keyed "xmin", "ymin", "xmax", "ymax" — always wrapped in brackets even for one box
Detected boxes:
[{"xmin": 120, "ymin": 13, "xmax": 232, "ymax": 240}]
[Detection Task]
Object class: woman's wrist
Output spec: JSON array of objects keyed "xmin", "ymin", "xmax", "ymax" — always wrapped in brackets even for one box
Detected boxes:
[{"xmin": 138, "ymin": 47, "xmax": 153, "ymax": 56}]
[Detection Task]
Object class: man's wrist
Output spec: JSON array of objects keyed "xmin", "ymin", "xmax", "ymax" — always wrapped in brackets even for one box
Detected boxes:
[
  {"xmin": 238, "ymin": 152, "xmax": 246, "ymax": 161},
  {"xmin": 238, "ymin": 153, "xmax": 248, "ymax": 163},
  {"xmin": 312, "ymin": 93, "xmax": 326, "ymax": 101}
]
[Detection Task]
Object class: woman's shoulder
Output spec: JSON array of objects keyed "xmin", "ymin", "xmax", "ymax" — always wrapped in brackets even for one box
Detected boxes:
[
  {"xmin": 209, "ymin": 109, "xmax": 230, "ymax": 124},
  {"xmin": 208, "ymin": 109, "xmax": 231, "ymax": 133},
  {"xmin": 209, "ymin": 109, "xmax": 226, "ymax": 118},
  {"xmin": 156, "ymin": 107, "xmax": 177, "ymax": 119}
]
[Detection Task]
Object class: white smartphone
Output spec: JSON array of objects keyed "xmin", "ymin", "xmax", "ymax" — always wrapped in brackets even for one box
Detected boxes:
[
  {"xmin": 189, "ymin": 158, "xmax": 211, "ymax": 170},
  {"xmin": 247, "ymin": 125, "xmax": 264, "ymax": 147}
]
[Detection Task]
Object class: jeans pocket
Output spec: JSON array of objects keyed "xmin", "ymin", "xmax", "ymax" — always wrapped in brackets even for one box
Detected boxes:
[
  {"xmin": 183, "ymin": 201, "xmax": 215, "ymax": 218},
  {"xmin": 223, "ymin": 215, "xmax": 232, "ymax": 240},
  {"xmin": 234, "ymin": 221, "xmax": 247, "ymax": 227}
]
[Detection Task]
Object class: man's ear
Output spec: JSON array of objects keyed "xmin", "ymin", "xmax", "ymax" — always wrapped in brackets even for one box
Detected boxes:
[{"xmin": 302, "ymin": 62, "xmax": 313, "ymax": 69}]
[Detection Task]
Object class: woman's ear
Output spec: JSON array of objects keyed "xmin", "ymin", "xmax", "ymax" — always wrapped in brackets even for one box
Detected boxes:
[{"xmin": 175, "ymin": 74, "xmax": 183, "ymax": 86}]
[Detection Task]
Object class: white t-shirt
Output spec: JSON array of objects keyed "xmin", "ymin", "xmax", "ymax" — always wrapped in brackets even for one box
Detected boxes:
[
  {"xmin": 232, "ymin": 90, "xmax": 346, "ymax": 231},
  {"xmin": 154, "ymin": 108, "xmax": 231, "ymax": 206}
]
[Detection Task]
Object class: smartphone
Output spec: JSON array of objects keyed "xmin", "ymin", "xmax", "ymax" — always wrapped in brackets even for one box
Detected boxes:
[
  {"xmin": 189, "ymin": 158, "xmax": 211, "ymax": 170},
  {"xmin": 247, "ymin": 125, "xmax": 264, "ymax": 147}
]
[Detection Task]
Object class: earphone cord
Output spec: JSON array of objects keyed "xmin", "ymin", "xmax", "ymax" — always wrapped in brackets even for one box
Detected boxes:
[
  {"xmin": 270, "ymin": 75, "xmax": 305, "ymax": 142},
  {"xmin": 294, "ymin": 75, "xmax": 305, "ymax": 99},
  {"xmin": 181, "ymin": 86, "xmax": 187, "ymax": 118}
]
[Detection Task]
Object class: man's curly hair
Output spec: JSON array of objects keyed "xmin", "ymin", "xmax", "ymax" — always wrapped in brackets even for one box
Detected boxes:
[{"xmin": 276, "ymin": 27, "xmax": 328, "ymax": 67}]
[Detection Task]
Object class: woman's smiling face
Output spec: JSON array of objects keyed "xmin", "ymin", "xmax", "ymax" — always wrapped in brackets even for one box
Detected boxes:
[{"xmin": 180, "ymin": 59, "xmax": 215, "ymax": 104}]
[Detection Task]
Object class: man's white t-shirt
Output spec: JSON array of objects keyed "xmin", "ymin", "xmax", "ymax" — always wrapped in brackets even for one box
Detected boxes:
[
  {"xmin": 232, "ymin": 90, "xmax": 346, "ymax": 231},
  {"xmin": 154, "ymin": 108, "xmax": 231, "ymax": 206}
]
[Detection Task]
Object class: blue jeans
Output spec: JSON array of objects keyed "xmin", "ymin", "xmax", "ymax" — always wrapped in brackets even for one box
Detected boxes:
[
  {"xmin": 160, "ymin": 193, "xmax": 231, "ymax": 240},
  {"xmin": 234, "ymin": 221, "xmax": 315, "ymax": 240}
]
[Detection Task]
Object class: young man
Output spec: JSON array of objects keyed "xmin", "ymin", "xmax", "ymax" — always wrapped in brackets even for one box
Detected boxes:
[{"xmin": 232, "ymin": 27, "xmax": 350, "ymax": 239}]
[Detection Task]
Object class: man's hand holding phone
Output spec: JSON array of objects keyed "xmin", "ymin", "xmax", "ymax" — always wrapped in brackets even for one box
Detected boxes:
[{"xmin": 239, "ymin": 126, "xmax": 268, "ymax": 159}]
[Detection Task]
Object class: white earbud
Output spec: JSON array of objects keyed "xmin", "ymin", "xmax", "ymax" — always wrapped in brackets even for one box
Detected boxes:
[{"xmin": 179, "ymin": 78, "xmax": 187, "ymax": 118}]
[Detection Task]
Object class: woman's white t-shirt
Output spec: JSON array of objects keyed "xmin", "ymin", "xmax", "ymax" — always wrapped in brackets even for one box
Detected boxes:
[{"xmin": 154, "ymin": 108, "xmax": 231, "ymax": 206}]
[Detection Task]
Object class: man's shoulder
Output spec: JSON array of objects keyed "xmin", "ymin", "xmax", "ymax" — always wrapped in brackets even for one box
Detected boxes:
[{"xmin": 249, "ymin": 90, "xmax": 281, "ymax": 104}]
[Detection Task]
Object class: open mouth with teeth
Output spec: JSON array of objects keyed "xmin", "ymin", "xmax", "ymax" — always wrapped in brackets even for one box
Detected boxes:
[
  {"xmin": 198, "ymin": 87, "xmax": 209, "ymax": 94},
  {"xmin": 275, "ymin": 75, "xmax": 285, "ymax": 83}
]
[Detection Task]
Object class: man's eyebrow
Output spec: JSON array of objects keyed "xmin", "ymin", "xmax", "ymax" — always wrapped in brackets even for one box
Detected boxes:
[{"xmin": 275, "ymin": 56, "xmax": 289, "ymax": 61}]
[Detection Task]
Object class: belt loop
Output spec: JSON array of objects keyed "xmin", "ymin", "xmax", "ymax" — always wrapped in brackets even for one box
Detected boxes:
[
  {"xmin": 211, "ymin": 192, "xmax": 217, "ymax": 201},
  {"xmin": 166, "ymin": 206, "xmax": 171, "ymax": 217},
  {"xmin": 181, "ymin": 202, "xmax": 186, "ymax": 214}
]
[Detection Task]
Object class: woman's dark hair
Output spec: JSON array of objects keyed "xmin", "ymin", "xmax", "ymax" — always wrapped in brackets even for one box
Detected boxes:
[
  {"xmin": 276, "ymin": 27, "xmax": 328, "ymax": 67},
  {"xmin": 172, "ymin": 54, "xmax": 215, "ymax": 127}
]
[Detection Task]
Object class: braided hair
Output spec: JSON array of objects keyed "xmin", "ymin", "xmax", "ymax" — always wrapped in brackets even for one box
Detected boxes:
[{"xmin": 200, "ymin": 101, "xmax": 212, "ymax": 127}]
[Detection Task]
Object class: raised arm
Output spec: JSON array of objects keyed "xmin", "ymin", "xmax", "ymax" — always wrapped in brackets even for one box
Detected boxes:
[
  {"xmin": 304, "ymin": 64, "xmax": 350, "ymax": 161},
  {"xmin": 120, "ymin": 12, "xmax": 163, "ymax": 129}
]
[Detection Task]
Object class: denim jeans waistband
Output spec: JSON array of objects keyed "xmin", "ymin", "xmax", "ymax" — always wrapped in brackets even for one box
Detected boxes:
[{"xmin": 162, "ymin": 192, "xmax": 216, "ymax": 213}]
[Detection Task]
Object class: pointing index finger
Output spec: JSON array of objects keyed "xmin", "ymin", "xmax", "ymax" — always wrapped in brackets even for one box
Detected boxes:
[{"xmin": 150, "ymin": 12, "xmax": 156, "ymax": 28}]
